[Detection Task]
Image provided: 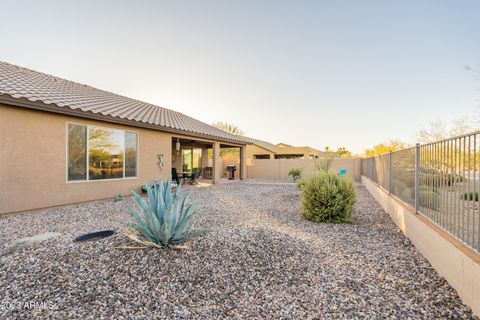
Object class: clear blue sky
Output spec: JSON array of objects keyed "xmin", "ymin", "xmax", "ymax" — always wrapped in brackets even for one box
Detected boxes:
[{"xmin": 1, "ymin": 0, "xmax": 479, "ymax": 153}]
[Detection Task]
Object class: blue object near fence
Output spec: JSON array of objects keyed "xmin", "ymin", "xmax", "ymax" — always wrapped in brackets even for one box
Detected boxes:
[{"xmin": 339, "ymin": 169, "xmax": 346, "ymax": 176}]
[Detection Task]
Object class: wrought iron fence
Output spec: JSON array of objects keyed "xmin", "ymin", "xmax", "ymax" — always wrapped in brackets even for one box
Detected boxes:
[{"xmin": 362, "ymin": 131, "xmax": 480, "ymax": 253}]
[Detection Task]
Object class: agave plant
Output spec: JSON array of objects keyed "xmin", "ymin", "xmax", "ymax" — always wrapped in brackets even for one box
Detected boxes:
[{"xmin": 124, "ymin": 177, "xmax": 205, "ymax": 248}]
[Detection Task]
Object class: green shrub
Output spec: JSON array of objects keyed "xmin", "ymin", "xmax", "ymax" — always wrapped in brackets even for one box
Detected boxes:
[
  {"xmin": 393, "ymin": 169, "xmax": 415, "ymax": 187},
  {"xmin": 392, "ymin": 179, "xmax": 412, "ymax": 201},
  {"xmin": 125, "ymin": 177, "xmax": 207, "ymax": 247},
  {"xmin": 461, "ymin": 192, "xmax": 479, "ymax": 201},
  {"xmin": 420, "ymin": 168, "xmax": 438, "ymax": 175},
  {"xmin": 421, "ymin": 185, "xmax": 439, "ymax": 193},
  {"xmin": 411, "ymin": 185, "xmax": 439, "ymax": 199},
  {"xmin": 420, "ymin": 173, "xmax": 464, "ymax": 187},
  {"xmin": 297, "ymin": 180, "xmax": 305, "ymax": 189},
  {"xmin": 315, "ymin": 156, "xmax": 334, "ymax": 172},
  {"xmin": 419, "ymin": 188, "xmax": 441, "ymax": 210},
  {"xmin": 301, "ymin": 172, "xmax": 356, "ymax": 223},
  {"xmin": 445, "ymin": 174, "xmax": 464, "ymax": 186},
  {"xmin": 392, "ymin": 179, "xmax": 407, "ymax": 194},
  {"xmin": 288, "ymin": 168, "xmax": 302, "ymax": 181}
]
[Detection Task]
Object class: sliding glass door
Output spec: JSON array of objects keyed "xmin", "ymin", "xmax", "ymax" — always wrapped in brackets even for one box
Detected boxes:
[{"xmin": 182, "ymin": 148, "xmax": 202, "ymax": 175}]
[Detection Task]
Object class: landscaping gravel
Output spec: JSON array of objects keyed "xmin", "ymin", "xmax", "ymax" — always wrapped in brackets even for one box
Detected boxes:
[{"xmin": 0, "ymin": 182, "xmax": 476, "ymax": 319}]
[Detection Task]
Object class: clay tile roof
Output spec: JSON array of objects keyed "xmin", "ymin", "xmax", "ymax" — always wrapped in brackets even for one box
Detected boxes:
[
  {"xmin": 240, "ymin": 136, "xmax": 278, "ymax": 153},
  {"xmin": 0, "ymin": 61, "xmax": 247, "ymax": 144}
]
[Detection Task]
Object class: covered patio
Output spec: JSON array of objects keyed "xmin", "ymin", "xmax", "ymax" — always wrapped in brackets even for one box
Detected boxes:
[{"xmin": 171, "ymin": 137, "xmax": 247, "ymax": 185}]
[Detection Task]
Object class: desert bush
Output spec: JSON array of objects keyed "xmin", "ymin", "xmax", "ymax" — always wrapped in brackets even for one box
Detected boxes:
[
  {"xmin": 392, "ymin": 179, "xmax": 408, "ymax": 194},
  {"xmin": 315, "ymin": 156, "xmax": 334, "ymax": 172},
  {"xmin": 301, "ymin": 171, "xmax": 356, "ymax": 223},
  {"xmin": 445, "ymin": 174, "xmax": 464, "ymax": 186},
  {"xmin": 461, "ymin": 192, "xmax": 479, "ymax": 201},
  {"xmin": 288, "ymin": 168, "xmax": 302, "ymax": 181},
  {"xmin": 411, "ymin": 185, "xmax": 439, "ymax": 198},
  {"xmin": 392, "ymin": 179, "xmax": 412, "ymax": 201},
  {"xmin": 297, "ymin": 180, "xmax": 306, "ymax": 189},
  {"xmin": 125, "ymin": 177, "xmax": 206, "ymax": 247},
  {"xmin": 420, "ymin": 172, "xmax": 464, "ymax": 187},
  {"xmin": 420, "ymin": 168, "xmax": 438, "ymax": 174},
  {"xmin": 392, "ymin": 168, "xmax": 415, "ymax": 187},
  {"xmin": 418, "ymin": 187, "xmax": 441, "ymax": 210},
  {"xmin": 395, "ymin": 170, "xmax": 464, "ymax": 191}
]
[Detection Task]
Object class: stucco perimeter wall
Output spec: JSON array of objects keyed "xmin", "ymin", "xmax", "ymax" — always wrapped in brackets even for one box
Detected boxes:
[
  {"xmin": 219, "ymin": 158, "xmax": 240, "ymax": 178},
  {"xmin": 245, "ymin": 145, "xmax": 275, "ymax": 160},
  {"xmin": 0, "ymin": 105, "xmax": 173, "ymax": 214},
  {"xmin": 247, "ymin": 158, "xmax": 361, "ymax": 181},
  {"xmin": 362, "ymin": 176, "xmax": 480, "ymax": 316}
]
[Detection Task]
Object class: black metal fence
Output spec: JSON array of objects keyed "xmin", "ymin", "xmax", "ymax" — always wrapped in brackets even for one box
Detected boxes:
[{"xmin": 362, "ymin": 131, "xmax": 480, "ymax": 253}]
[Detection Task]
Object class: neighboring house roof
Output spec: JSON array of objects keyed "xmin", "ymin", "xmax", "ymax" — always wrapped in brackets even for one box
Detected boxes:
[
  {"xmin": 276, "ymin": 143, "xmax": 292, "ymax": 147},
  {"xmin": 0, "ymin": 61, "xmax": 246, "ymax": 145},
  {"xmin": 243, "ymin": 136, "xmax": 328, "ymax": 156},
  {"xmin": 242, "ymin": 137, "xmax": 329, "ymax": 157},
  {"xmin": 278, "ymin": 144, "xmax": 325, "ymax": 154},
  {"xmin": 240, "ymin": 136, "xmax": 278, "ymax": 153}
]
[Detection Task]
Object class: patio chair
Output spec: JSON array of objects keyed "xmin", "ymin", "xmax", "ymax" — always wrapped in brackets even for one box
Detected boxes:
[
  {"xmin": 338, "ymin": 169, "xmax": 347, "ymax": 176},
  {"xmin": 188, "ymin": 169, "xmax": 201, "ymax": 185},
  {"xmin": 171, "ymin": 168, "xmax": 182, "ymax": 185}
]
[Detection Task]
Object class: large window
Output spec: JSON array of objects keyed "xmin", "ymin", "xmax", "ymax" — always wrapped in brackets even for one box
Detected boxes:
[
  {"xmin": 67, "ymin": 124, "xmax": 87, "ymax": 180},
  {"xmin": 67, "ymin": 123, "xmax": 138, "ymax": 181},
  {"xmin": 274, "ymin": 154, "xmax": 304, "ymax": 159},
  {"xmin": 124, "ymin": 132, "xmax": 138, "ymax": 178}
]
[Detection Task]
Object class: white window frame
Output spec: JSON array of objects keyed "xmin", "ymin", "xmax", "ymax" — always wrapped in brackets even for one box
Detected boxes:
[{"xmin": 66, "ymin": 122, "xmax": 139, "ymax": 183}]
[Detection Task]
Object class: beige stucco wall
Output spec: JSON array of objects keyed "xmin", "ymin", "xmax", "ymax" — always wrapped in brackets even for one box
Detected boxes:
[
  {"xmin": 331, "ymin": 158, "xmax": 362, "ymax": 181},
  {"xmin": 231, "ymin": 144, "xmax": 355, "ymax": 180},
  {"xmin": 220, "ymin": 157, "xmax": 240, "ymax": 179},
  {"xmin": 246, "ymin": 158, "xmax": 361, "ymax": 181},
  {"xmin": 362, "ymin": 176, "xmax": 480, "ymax": 316},
  {"xmin": 245, "ymin": 144, "xmax": 275, "ymax": 160},
  {"xmin": 172, "ymin": 147, "xmax": 183, "ymax": 173},
  {"xmin": 0, "ymin": 105, "xmax": 176, "ymax": 214}
]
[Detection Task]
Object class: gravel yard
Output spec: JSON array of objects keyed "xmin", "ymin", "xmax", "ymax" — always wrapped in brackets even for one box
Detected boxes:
[{"xmin": 0, "ymin": 182, "xmax": 476, "ymax": 319}]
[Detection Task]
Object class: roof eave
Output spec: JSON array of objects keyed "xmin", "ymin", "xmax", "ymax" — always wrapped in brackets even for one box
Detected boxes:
[{"xmin": 0, "ymin": 95, "xmax": 248, "ymax": 145}]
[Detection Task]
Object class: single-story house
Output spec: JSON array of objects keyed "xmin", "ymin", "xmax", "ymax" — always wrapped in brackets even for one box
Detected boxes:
[
  {"xmin": 0, "ymin": 61, "xmax": 248, "ymax": 215},
  {"xmin": 239, "ymin": 137, "xmax": 328, "ymax": 160},
  {"xmin": 274, "ymin": 143, "xmax": 327, "ymax": 159}
]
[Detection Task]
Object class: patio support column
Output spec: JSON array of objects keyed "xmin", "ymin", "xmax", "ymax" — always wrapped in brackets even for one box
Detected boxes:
[
  {"xmin": 201, "ymin": 148, "xmax": 209, "ymax": 176},
  {"xmin": 212, "ymin": 142, "xmax": 221, "ymax": 184},
  {"xmin": 240, "ymin": 146, "xmax": 247, "ymax": 180}
]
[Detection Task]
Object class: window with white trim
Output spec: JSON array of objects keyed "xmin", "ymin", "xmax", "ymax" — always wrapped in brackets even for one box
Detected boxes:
[{"xmin": 67, "ymin": 123, "xmax": 138, "ymax": 181}]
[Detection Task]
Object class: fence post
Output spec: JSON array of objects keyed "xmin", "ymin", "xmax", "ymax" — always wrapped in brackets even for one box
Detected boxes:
[
  {"xmin": 415, "ymin": 143, "xmax": 420, "ymax": 213},
  {"xmin": 371, "ymin": 157, "xmax": 374, "ymax": 182},
  {"xmin": 389, "ymin": 151, "xmax": 392, "ymax": 195}
]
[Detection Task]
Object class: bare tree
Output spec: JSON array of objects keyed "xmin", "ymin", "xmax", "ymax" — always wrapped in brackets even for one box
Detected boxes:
[
  {"xmin": 212, "ymin": 121, "xmax": 245, "ymax": 136},
  {"xmin": 416, "ymin": 121, "xmax": 448, "ymax": 143},
  {"xmin": 450, "ymin": 116, "xmax": 474, "ymax": 136},
  {"xmin": 417, "ymin": 117, "xmax": 473, "ymax": 144}
]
